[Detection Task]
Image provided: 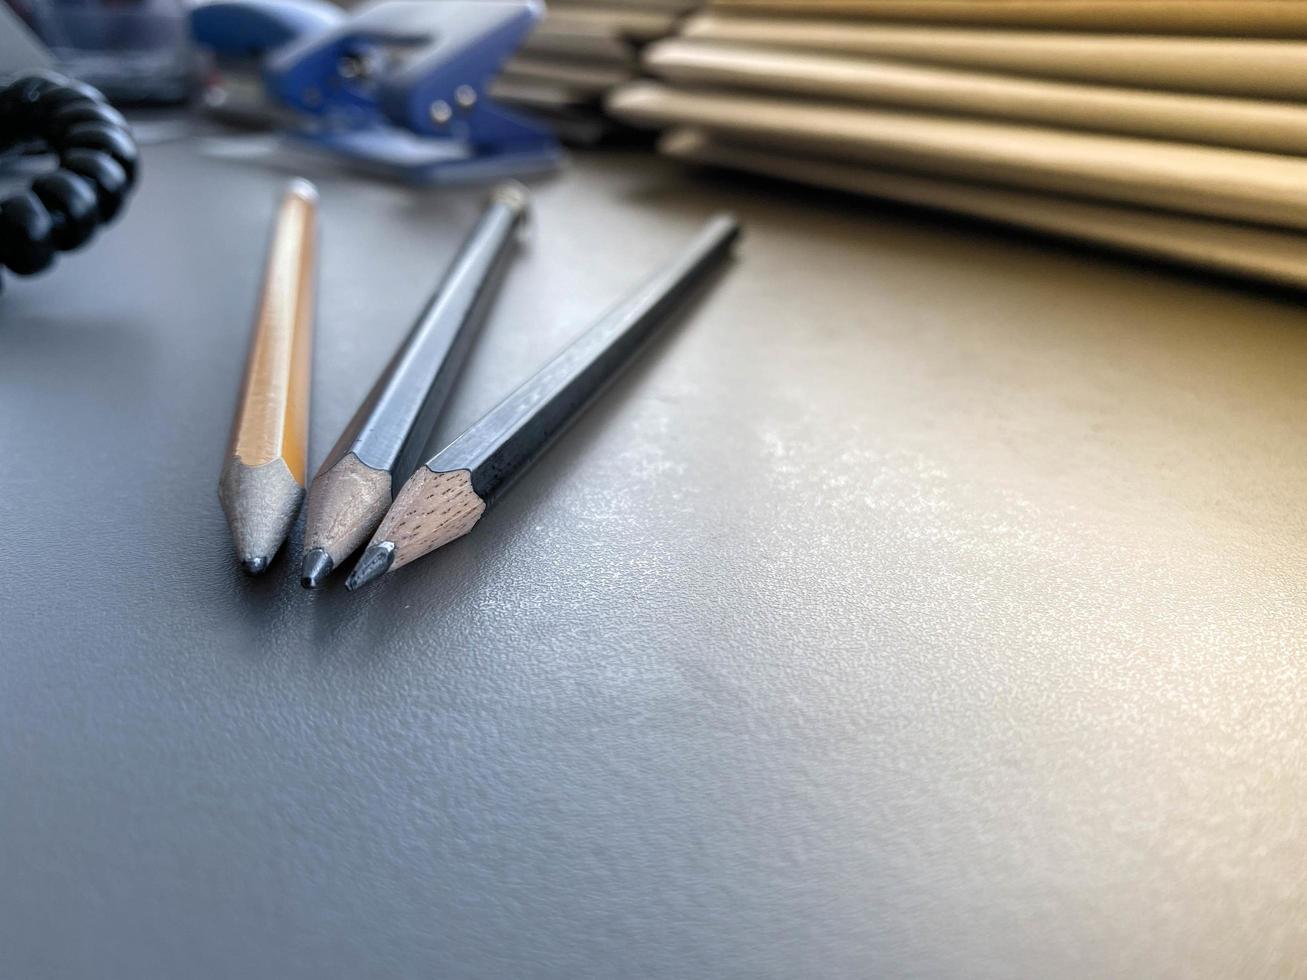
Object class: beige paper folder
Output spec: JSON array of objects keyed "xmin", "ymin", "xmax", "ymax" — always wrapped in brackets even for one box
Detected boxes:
[
  {"xmin": 607, "ymin": 83, "xmax": 1307, "ymax": 231},
  {"xmin": 663, "ymin": 128, "xmax": 1307, "ymax": 289},
  {"xmin": 645, "ymin": 40, "xmax": 1307, "ymax": 156},
  {"xmin": 707, "ymin": 0, "xmax": 1307, "ymax": 37},
  {"xmin": 544, "ymin": 4, "xmax": 680, "ymax": 42},
  {"xmin": 682, "ymin": 14, "xmax": 1307, "ymax": 101},
  {"xmin": 575, "ymin": 0, "xmax": 699, "ymax": 10},
  {"xmin": 492, "ymin": 78, "xmax": 592, "ymax": 110},
  {"xmin": 523, "ymin": 27, "xmax": 636, "ymax": 67},
  {"xmin": 502, "ymin": 57, "xmax": 633, "ymax": 97}
]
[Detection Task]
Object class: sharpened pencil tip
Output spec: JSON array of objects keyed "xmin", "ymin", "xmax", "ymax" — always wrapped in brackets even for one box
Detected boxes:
[
  {"xmin": 300, "ymin": 549, "xmax": 334, "ymax": 589},
  {"xmin": 241, "ymin": 556, "xmax": 270, "ymax": 575},
  {"xmin": 345, "ymin": 541, "xmax": 395, "ymax": 592}
]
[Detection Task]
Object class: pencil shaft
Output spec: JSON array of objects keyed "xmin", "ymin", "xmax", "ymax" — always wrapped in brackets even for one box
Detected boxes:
[
  {"xmin": 300, "ymin": 185, "xmax": 526, "ymax": 586},
  {"xmin": 346, "ymin": 212, "xmax": 740, "ymax": 589},
  {"xmin": 229, "ymin": 180, "xmax": 317, "ymax": 481},
  {"xmin": 218, "ymin": 179, "xmax": 317, "ymax": 572},
  {"xmin": 318, "ymin": 185, "xmax": 527, "ymax": 488},
  {"xmin": 434, "ymin": 212, "xmax": 740, "ymax": 505}
]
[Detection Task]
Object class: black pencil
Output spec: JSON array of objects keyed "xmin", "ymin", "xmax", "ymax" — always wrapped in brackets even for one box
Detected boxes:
[
  {"xmin": 345, "ymin": 212, "xmax": 740, "ymax": 591},
  {"xmin": 300, "ymin": 183, "xmax": 528, "ymax": 588}
]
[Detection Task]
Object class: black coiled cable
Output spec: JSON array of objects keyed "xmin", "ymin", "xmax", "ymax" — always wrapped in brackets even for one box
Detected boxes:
[{"xmin": 0, "ymin": 71, "xmax": 139, "ymax": 289}]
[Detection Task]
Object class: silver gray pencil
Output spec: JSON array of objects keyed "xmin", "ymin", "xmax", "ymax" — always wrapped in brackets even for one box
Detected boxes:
[{"xmin": 300, "ymin": 182, "xmax": 528, "ymax": 587}]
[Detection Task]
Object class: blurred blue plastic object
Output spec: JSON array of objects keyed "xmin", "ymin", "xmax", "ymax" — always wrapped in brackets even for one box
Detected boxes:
[
  {"xmin": 190, "ymin": 0, "xmax": 562, "ymax": 183},
  {"xmin": 190, "ymin": 0, "xmax": 341, "ymax": 56}
]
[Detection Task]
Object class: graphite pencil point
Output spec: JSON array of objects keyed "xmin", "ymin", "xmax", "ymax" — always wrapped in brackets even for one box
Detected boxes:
[
  {"xmin": 346, "ymin": 541, "xmax": 395, "ymax": 592},
  {"xmin": 300, "ymin": 548, "xmax": 333, "ymax": 589}
]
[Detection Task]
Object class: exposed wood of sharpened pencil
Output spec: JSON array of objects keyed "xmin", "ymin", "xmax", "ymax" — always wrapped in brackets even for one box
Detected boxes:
[
  {"xmin": 344, "ymin": 213, "xmax": 740, "ymax": 590},
  {"xmin": 300, "ymin": 183, "xmax": 528, "ymax": 588},
  {"xmin": 217, "ymin": 179, "xmax": 317, "ymax": 575}
]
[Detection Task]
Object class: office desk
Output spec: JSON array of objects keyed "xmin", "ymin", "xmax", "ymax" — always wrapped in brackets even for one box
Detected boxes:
[{"xmin": 1, "ymin": 132, "xmax": 1303, "ymax": 978}]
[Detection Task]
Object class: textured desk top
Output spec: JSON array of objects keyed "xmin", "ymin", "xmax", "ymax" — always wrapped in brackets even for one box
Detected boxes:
[{"xmin": 1, "ymin": 131, "xmax": 1304, "ymax": 979}]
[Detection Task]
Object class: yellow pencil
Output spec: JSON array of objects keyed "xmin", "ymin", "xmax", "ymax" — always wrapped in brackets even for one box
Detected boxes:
[{"xmin": 218, "ymin": 179, "xmax": 317, "ymax": 574}]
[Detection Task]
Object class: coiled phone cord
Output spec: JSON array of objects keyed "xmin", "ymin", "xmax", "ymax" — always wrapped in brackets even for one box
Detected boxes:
[{"xmin": 0, "ymin": 71, "xmax": 139, "ymax": 289}]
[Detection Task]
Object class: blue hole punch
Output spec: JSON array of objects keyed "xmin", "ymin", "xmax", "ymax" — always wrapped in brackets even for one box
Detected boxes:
[{"xmin": 192, "ymin": 0, "xmax": 563, "ymax": 184}]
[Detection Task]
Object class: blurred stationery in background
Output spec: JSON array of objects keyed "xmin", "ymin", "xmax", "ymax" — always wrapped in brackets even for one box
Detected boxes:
[
  {"xmin": 189, "ymin": 0, "xmax": 563, "ymax": 183},
  {"xmin": 493, "ymin": 0, "xmax": 704, "ymax": 144},
  {"xmin": 605, "ymin": 0, "xmax": 1307, "ymax": 289},
  {"xmin": 10, "ymin": 0, "xmax": 195, "ymax": 102},
  {"xmin": 0, "ymin": 1, "xmax": 52, "ymax": 71}
]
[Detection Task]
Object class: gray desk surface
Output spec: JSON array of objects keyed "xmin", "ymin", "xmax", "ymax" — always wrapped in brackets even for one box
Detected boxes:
[{"xmin": 1, "ymin": 130, "xmax": 1304, "ymax": 979}]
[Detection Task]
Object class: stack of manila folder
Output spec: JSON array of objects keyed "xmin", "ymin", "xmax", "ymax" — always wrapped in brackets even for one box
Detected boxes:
[
  {"xmin": 608, "ymin": 0, "xmax": 1307, "ymax": 288},
  {"xmin": 494, "ymin": 0, "xmax": 702, "ymax": 143}
]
